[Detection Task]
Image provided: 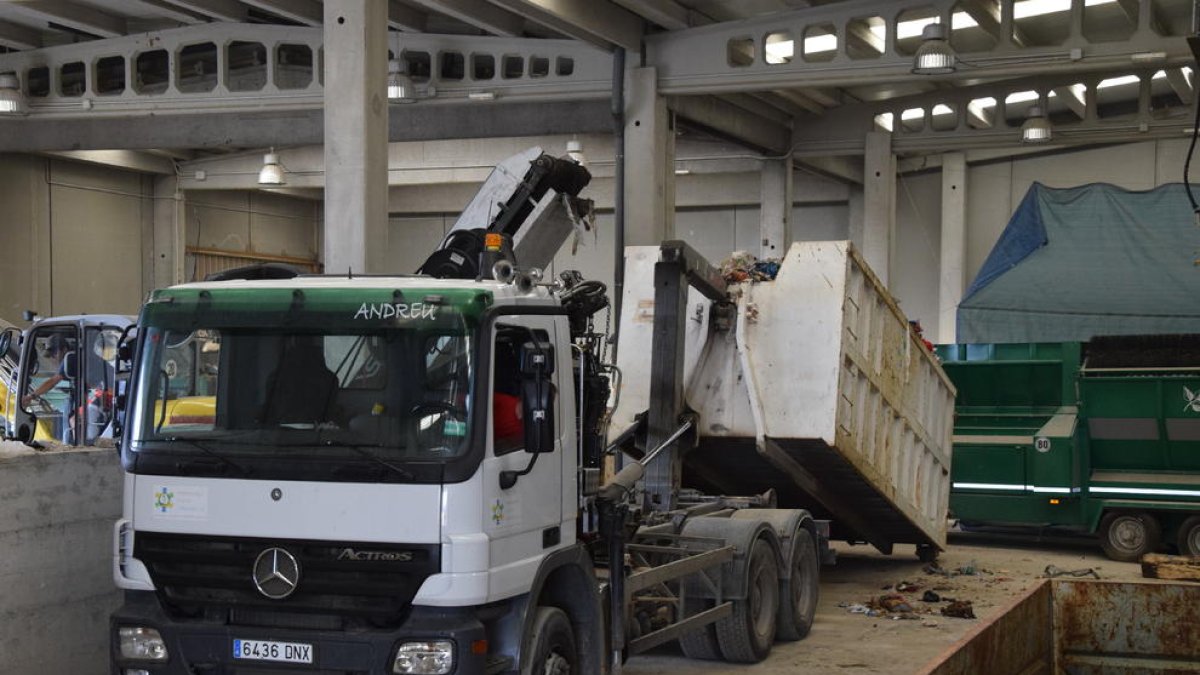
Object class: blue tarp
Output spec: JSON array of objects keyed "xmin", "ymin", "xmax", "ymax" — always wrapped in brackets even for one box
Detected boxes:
[{"xmin": 958, "ymin": 182, "xmax": 1200, "ymax": 343}]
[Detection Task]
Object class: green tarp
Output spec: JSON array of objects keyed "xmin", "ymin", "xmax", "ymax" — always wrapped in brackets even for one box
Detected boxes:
[{"xmin": 958, "ymin": 182, "xmax": 1200, "ymax": 343}]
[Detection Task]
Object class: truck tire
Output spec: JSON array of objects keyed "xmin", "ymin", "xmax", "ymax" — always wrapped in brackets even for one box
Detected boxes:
[
  {"xmin": 677, "ymin": 596, "xmax": 723, "ymax": 660},
  {"xmin": 776, "ymin": 528, "xmax": 819, "ymax": 642},
  {"xmin": 1099, "ymin": 512, "xmax": 1161, "ymax": 562},
  {"xmin": 522, "ymin": 607, "xmax": 576, "ymax": 675},
  {"xmin": 715, "ymin": 537, "xmax": 779, "ymax": 663},
  {"xmin": 1177, "ymin": 516, "xmax": 1200, "ymax": 556}
]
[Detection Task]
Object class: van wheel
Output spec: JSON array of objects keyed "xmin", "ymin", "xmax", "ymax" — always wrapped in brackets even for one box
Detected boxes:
[
  {"xmin": 715, "ymin": 537, "xmax": 779, "ymax": 663},
  {"xmin": 776, "ymin": 528, "xmax": 819, "ymax": 641},
  {"xmin": 677, "ymin": 596, "xmax": 723, "ymax": 660},
  {"xmin": 1177, "ymin": 516, "xmax": 1200, "ymax": 556},
  {"xmin": 1099, "ymin": 512, "xmax": 1161, "ymax": 562},
  {"xmin": 523, "ymin": 607, "xmax": 575, "ymax": 675}
]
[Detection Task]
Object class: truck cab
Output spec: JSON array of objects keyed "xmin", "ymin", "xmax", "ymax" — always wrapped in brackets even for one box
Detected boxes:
[
  {"xmin": 110, "ymin": 277, "xmax": 597, "ymax": 675},
  {"xmin": 2, "ymin": 313, "xmax": 133, "ymax": 447}
]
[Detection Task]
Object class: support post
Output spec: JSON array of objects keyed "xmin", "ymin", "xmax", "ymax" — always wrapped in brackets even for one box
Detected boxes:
[
  {"xmin": 760, "ymin": 153, "xmax": 792, "ymax": 258},
  {"xmin": 152, "ymin": 176, "xmax": 186, "ymax": 286},
  {"xmin": 862, "ymin": 131, "xmax": 895, "ymax": 285},
  {"xmin": 938, "ymin": 152, "xmax": 967, "ymax": 344},
  {"xmin": 323, "ymin": 0, "xmax": 389, "ymax": 274},
  {"xmin": 624, "ymin": 66, "xmax": 675, "ymax": 245}
]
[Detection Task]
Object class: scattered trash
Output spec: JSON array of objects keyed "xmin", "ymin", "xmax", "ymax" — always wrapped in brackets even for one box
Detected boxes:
[
  {"xmin": 921, "ymin": 621, "xmax": 939, "ymax": 628},
  {"xmin": 955, "ymin": 561, "xmax": 979, "ymax": 576},
  {"xmin": 719, "ymin": 251, "xmax": 781, "ymax": 283},
  {"xmin": 846, "ymin": 604, "xmax": 871, "ymax": 614},
  {"xmin": 921, "ymin": 590, "xmax": 941, "ymax": 603},
  {"xmin": 896, "ymin": 581, "xmax": 922, "ymax": 593},
  {"xmin": 1043, "ymin": 565, "xmax": 1101, "ymax": 579},
  {"xmin": 941, "ymin": 600, "xmax": 976, "ymax": 619},
  {"xmin": 923, "ymin": 563, "xmax": 952, "ymax": 577},
  {"xmin": 877, "ymin": 595, "xmax": 914, "ymax": 613}
]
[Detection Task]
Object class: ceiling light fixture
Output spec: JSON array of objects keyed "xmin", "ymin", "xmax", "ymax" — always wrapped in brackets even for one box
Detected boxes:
[
  {"xmin": 258, "ymin": 148, "xmax": 286, "ymax": 186},
  {"xmin": 912, "ymin": 23, "xmax": 956, "ymax": 75},
  {"xmin": 387, "ymin": 58, "xmax": 417, "ymax": 103},
  {"xmin": 0, "ymin": 72, "xmax": 27, "ymax": 115},
  {"xmin": 1021, "ymin": 105, "xmax": 1052, "ymax": 143}
]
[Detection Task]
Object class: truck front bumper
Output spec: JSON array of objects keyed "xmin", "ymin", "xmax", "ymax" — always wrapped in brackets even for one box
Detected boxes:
[{"xmin": 110, "ymin": 591, "xmax": 488, "ymax": 675}]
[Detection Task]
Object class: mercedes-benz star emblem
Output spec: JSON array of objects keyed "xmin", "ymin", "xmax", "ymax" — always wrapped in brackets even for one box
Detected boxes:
[{"xmin": 252, "ymin": 548, "xmax": 301, "ymax": 600}]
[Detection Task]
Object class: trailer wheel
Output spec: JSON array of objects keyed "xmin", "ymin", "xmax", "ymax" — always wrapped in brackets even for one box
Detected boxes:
[
  {"xmin": 776, "ymin": 528, "xmax": 819, "ymax": 642},
  {"xmin": 677, "ymin": 596, "xmax": 723, "ymax": 660},
  {"xmin": 916, "ymin": 544, "xmax": 939, "ymax": 564},
  {"xmin": 715, "ymin": 537, "xmax": 779, "ymax": 663},
  {"xmin": 1177, "ymin": 516, "xmax": 1200, "ymax": 556},
  {"xmin": 522, "ymin": 607, "xmax": 576, "ymax": 675},
  {"xmin": 1099, "ymin": 512, "xmax": 1161, "ymax": 562}
]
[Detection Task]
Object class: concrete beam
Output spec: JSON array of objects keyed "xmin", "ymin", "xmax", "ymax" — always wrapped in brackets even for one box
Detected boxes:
[
  {"xmin": 669, "ymin": 95, "xmax": 791, "ymax": 156},
  {"xmin": 0, "ymin": 99, "xmax": 614, "ymax": 151},
  {"xmin": 4, "ymin": 1, "xmax": 125, "ymax": 38},
  {"xmin": 240, "ymin": 0, "xmax": 323, "ymax": 26},
  {"xmin": 0, "ymin": 20, "xmax": 41, "ymax": 49},
  {"xmin": 1052, "ymin": 85, "xmax": 1086, "ymax": 119},
  {"xmin": 156, "ymin": 0, "xmax": 247, "ymax": 22},
  {"xmin": 387, "ymin": 0, "xmax": 428, "ymax": 32},
  {"xmin": 323, "ymin": 0, "xmax": 389, "ymax": 274},
  {"xmin": 405, "ymin": 0, "xmax": 521, "ymax": 35},
  {"xmin": 123, "ymin": 0, "xmax": 206, "ymax": 24},
  {"xmin": 937, "ymin": 152, "xmax": 966, "ymax": 343},
  {"xmin": 484, "ymin": 0, "xmax": 643, "ymax": 51},
  {"xmin": 42, "ymin": 149, "xmax": 176, "ymax": 175},
  {"xmin": 611, "ymin": 0, "xmax": 693, "ymax": 31},
  {"xmin": 1166, "ymin": 67, "xmax": 1194, "ymax": 105},
  {"xmin": 769, "ymin": 89, "xmax": 824, "ymax": 115}
]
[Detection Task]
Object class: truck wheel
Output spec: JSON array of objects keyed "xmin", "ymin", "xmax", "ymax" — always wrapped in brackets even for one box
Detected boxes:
[
  {"xmin": 715, "ymin": 537, "xmax": 779, "ymax": 663},
  {"xmin": 523, "ymin": 607, "xmax": 576, "ymax": 675},
  {"xmin": 1099, "ymin": 512, "xmax": 1161, "ymax": 562},
  {"xmin": 1177, "ymin": 516, "xmax": 1200, "ymax": 556},
  {"xmin": 776, "ymin": 528, "xmax": 819, "ymax": 642},
  {"xmin": 677, "ymin": 596, "xmax": 723, "ymax": 660}
]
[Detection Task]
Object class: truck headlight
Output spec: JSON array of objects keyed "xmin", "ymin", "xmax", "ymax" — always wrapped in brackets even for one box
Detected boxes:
[
  {"xmin": 118, "ymin": 627, "xmax": 168, "ymax": 661},
  {"xmin": 393, "ymin": 640, "xmax": 454, "ymax": 675}
]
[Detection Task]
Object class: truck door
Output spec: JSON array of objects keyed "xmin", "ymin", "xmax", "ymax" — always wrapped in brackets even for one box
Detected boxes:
[
  {"xmin": 15, "ymin": 325, "xmax": 78, "ymax": 444},
  {"xmin": 481, "ymin": 317, "xmax": 567, "ymax": 599}
]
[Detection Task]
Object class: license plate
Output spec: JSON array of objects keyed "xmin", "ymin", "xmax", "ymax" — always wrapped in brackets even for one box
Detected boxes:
[{"xmin": 232, "ymin": 638, "xmax": 314, "ymax": 664}]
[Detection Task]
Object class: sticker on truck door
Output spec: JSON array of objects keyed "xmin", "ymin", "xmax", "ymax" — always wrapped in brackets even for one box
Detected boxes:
[{"xmin": 1034, "ymin": 437, "xmax": 1051, "ymax": 453}]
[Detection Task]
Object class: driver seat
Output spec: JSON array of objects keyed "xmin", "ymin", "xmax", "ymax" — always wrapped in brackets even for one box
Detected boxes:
[{"xmin": 261, "ymin": 344, "xmax": 339, "ymax": 425}]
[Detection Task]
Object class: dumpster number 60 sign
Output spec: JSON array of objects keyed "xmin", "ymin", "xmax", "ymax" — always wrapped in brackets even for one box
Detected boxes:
[{"xmin": 1035, "ymin": 437, "xmax": 1051, "ymax": 453}]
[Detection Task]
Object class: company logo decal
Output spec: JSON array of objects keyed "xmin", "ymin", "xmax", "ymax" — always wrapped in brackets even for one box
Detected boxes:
[
  {"xmin": 491, "ymin": 499, "xmax": 505, "ymax": 525},
  {"xmin": 154, "ymin": 487, "xmax": 175, "ymax": 513},
  {"xmin": 336, "ymin": 548, "xmax": 414, "ymax": 562},
  {"xmin": 353, "ymin": 302, "xmax": 438, "ymax": 321},
  {"xmin": 1185, "ymin": 386, "xmax": 1200, "ymax": 413}
]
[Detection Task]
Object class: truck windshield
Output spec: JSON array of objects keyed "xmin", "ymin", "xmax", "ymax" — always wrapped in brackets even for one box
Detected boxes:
[{"xmin": 128, "ymin": 287, "xmax": 489, "ymax": 474}]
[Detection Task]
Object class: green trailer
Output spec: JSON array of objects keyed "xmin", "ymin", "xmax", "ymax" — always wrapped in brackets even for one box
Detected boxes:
[{"xmin": 936, "ymin": 336, "xmax": 1200, "ymax": 561}]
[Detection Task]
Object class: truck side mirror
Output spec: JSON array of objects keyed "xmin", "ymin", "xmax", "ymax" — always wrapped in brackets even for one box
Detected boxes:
[
  {"xmin": 22, "ymin": 310, "xmax": 37, "ymax": 322},
  {"xmin": 520, "ymin": 341, "xmax": 555, "ymax": 454},
  {"xmin": 63, "ymin": 351, "xmax": 79, "ymax": 380}
]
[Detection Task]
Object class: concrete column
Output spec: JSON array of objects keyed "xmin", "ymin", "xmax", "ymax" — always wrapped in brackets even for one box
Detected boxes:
[
  {"xmin": 938, "ymin": 152, "xmax": 968, "ymax": 344},
  {"xmin": 760, "ymin": 155, "xmax": 792, "ymax": 259},
  {"xmin": 323, "ymin": 0, "xmax": 389, "ymax": 274},
  {"xmin": 862, "ymin": 131, "xmax": 896, "ymax": 285},
  {"xmin": 847, "ymin": 184, "xmax": 864, "ymax": 250},
  {"xmin": 624, "ymin": 66, "xmax": 674, "ymax": 245},
  {"xmin": 152, "ymin": 176, "xmax": 186, "ymax": 286}
]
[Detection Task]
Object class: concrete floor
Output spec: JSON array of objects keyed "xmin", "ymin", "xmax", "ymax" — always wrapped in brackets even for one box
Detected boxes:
[{"xmin": 626, "ymin": 532, "xmax": 1150, "ymax": 675}]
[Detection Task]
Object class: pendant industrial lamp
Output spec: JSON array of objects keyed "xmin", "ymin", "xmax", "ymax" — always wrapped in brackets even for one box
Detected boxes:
[
  {"xmin": 387, "ymin": 58, "xmax": 417, "ymax": 103},
  {"xmin": 258, "ymin": 148, "xmax": 287, "ymax": 186},
  {"xmin": 0, "ymin": 72, "xmax": 27, "ymax": 115},
  {"xmin": 1021, "ymin": 105, "xmax": 1053, "ymax": 143},
  {"xmin": 912, "ymin": 23, "xmax": 956, "ymax": 75}
]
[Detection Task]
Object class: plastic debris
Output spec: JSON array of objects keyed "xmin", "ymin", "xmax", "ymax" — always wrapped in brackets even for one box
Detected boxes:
[
  {"xmin": 719, "ymin": 251, "xmax": 781, "ymax": 283},
  {"xmin": 896, "ymin": 581, "xmax": 922, "ymax": 593},
  {"xmin": 876, "ymin": 595, "xmax": 914, "ymax": 613},
  {"xmin": 847, "ymin": 604, "xmax": 871, "ymax": 614},
  {"xmin": 941, "ymin": 600, "xmax": 976, "ymax": 619},
  {"xmin": 921, "ymin": 590, "xmax": 941, "ymax": 603},
  {"xmin": 1043, "ymin": 565, "xmax": 1101, "ymax": 579}
]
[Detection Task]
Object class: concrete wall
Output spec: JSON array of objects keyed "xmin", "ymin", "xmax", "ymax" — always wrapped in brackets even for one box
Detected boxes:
[
  {"xmin": 0, "ymin": 446, "xmax": 123, "ymax": 675},
  {"xmin": 183, "ymin": 190, "xmax": 319, "ymax": 279},
  {"xmin": 0, "ymin": 156, "xmax": 152, "ymax": 323}
]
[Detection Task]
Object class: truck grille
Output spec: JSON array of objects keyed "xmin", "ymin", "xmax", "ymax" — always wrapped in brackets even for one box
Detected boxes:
[{"xmin": 134, "ymin": 531, "xmax": 440, "ymax": 626}]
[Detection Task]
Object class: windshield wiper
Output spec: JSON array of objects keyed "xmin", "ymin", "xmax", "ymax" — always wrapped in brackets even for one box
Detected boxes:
[
  {"xmin": 317, "ymin": 439, "xmax": 415, "ymax": 480},
  {"xmin": 165, "ymin": 436, "xmax": 253, "ymax": 478}
]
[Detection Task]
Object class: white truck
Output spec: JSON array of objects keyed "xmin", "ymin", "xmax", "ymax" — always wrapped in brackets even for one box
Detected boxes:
[{"xmin": 107, "ymin": 149, "xmax": 952, "ymax": 675}]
